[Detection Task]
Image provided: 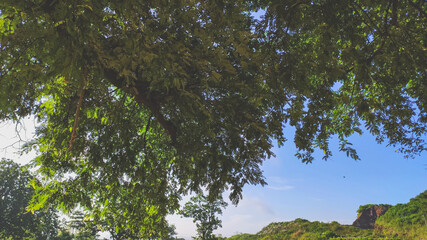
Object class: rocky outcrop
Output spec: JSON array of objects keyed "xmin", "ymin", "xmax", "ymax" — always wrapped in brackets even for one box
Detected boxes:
[{"xmin": 352, "ymin": 204, "xmax": 391, "ymax": 229}]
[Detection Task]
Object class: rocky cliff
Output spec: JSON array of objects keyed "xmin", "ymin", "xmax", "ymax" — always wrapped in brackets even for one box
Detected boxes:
[{"xmin": 352, "ymin": 204, "xmax": 392, "ymax": 229}]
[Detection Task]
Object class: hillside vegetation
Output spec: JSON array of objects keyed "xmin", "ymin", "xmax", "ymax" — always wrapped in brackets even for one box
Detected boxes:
[
  {"xmin": 227, "ymin": 219, "xmax": 374, "ymax": 240},
  {"xmin": 226, "ymin": 190, "xmax": 427, "ymax": 240},
  {"xmin": 375, "ymin": 190, "xmax": 427, "ymax": 239}
]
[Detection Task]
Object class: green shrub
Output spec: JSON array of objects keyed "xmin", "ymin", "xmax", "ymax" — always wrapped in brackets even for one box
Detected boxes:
[{"xmin": 375, "ymin": 190, "xmax": 427, "ymax": 239}]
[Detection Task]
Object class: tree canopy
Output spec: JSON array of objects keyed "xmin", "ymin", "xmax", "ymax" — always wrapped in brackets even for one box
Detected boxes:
[
  {"xmin": 0, "ymin": 158, "xmax": 60, "ymax": 239},
  {"xmin": 0, "ymin": 0, "xmax": 426, "ymax": 237}
]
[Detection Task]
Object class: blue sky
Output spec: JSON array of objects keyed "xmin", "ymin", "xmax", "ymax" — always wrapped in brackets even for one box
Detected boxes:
[
  {"xmin": 1, "ymin": 119, "xmax": 426, "ymax": 239},
  {"xmin": 167, "ymin": 126, "xmax": 426, "ymax": 238}
]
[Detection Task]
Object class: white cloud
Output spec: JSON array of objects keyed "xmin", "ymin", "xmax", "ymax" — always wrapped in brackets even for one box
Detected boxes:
[
  {"xmin": 265, "ymin": 176, "xmax": 294, "ymax": 191},
  {"xmin": 166, "ymin": 214, "xmax": 196, "ymax": 240},
  {"xmin": 266, "ymin": 185, "xmax": 294, "ymax": 191},
  {"xmin": 219, "ymin": 196, "xmax": 278, "ymax": 237}
]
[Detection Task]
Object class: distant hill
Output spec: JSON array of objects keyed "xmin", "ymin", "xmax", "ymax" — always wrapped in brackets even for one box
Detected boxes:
[
  {"xmin": 226, "ymin": 190, "xmax": 427, "ymax": 240},
  {"xmin": 375, "ymin": 190, "xmax": 427, "ymax": 239},
  {"xmin": 227, "ymin": 219, "xmax": 373, "ymax": 240}
]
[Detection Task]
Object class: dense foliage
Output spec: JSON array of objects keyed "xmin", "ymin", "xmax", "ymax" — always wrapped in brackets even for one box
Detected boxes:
[
  {"xmin": 0, "ymin": 158, "xmax": 61, "ymax": 239},
  {"xmin": 0, "ymin": 158, "xmax": 109, "ymax": 240},
  {"xmin": 375, "ymin": 190, "xmax": 427, "ymax": 239},
  {"xmin": 1, "ymin": 0, "xmax": 426, "ymax": 236}
]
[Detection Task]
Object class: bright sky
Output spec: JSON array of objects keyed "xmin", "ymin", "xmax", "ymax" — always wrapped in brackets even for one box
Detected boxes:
[
  {"xmin": 168, "ymin": 125, "xmax": 427, "ymax": 239},
  {"xmin": 2, "ymin": 118, "xmax": 425, "ymax": 240}
]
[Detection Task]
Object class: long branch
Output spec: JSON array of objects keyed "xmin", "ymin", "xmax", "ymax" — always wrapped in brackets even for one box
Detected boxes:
[
  {"xmin": 131, "ymin": 92, "xmax": 177, "ymax": 144},
  {"xmin": 68, "ymin": 68, "xmax": 88, "ymax": 151},
  {"xmin": 104, "ymin": 68, "xmax": 177, "ymax": 144}
]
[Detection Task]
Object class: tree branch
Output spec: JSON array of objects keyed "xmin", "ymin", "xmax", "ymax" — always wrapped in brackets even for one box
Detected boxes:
[
  {"xmin": 68, "ymin": 68, "xmax": 88, "ymax": 151},
  {"xmin": 103, "ymin": 68, "xmax": 177, "ymax": 144},
  {"xmin": 132, "ymin": 93, "xmax": 177, "ymax": 144}
]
